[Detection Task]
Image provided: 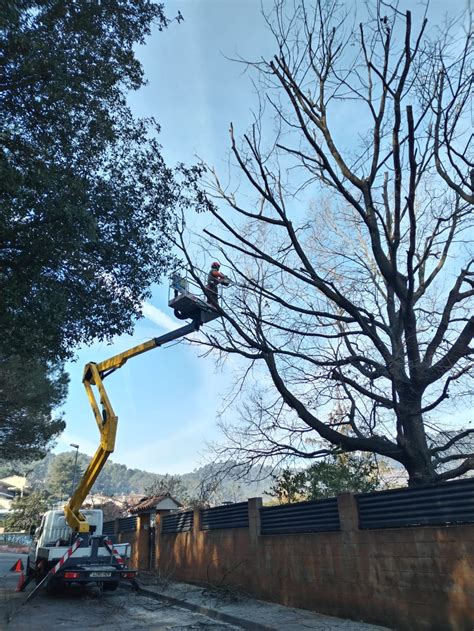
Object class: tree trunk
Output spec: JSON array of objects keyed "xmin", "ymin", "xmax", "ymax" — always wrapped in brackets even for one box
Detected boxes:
[{"xmin": 398, "ymin": 394, "xmax": 436, "ymax": 486}]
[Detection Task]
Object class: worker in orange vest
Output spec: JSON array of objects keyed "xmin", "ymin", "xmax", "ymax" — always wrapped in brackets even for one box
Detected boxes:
[{"xmin": 205, "ymin": 261, "xmax": 229, "ymax": 306}]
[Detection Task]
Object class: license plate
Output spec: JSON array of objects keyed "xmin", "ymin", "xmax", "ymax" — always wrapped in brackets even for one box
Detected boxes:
[{"xmin": 89, "ymin": 571, "xmax": 112, "ymax": 578}]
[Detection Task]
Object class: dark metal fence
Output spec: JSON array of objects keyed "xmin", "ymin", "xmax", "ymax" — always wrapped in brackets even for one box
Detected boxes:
[
  {"xmin": 357, "ymin": 477, "xmax": 474, "ymax": 529},
  {"xmin": 118, "ymin": 515, "xmax": 138, "ymax": 532},
  {"xmin": 260, "ymin": 498, "xmax": 340, "ymax": 535},
  {"xmin": 201, "ymin": 502, "xmax": 249, "ymax": 531},
  {"xmin": 103, "ymin": 521, "xmax": 115, "ymax": 535},
  {"xmin": 161, "ymin": 510, "xmax": 194, "ymax": 534}
]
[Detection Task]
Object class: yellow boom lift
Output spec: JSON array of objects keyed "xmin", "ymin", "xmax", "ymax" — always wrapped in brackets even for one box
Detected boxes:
[
  {"xmin": 65, "ymin": 282, "xmax": 218, "ymax": 532},
  {"xmin": 22, "ymin": 276, "xmax": 220, "ymax": 601}
]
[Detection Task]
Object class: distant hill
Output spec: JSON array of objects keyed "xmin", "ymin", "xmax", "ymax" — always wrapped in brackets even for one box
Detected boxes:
[{"xmin": 0, "ymin": 452, "xmax": 273, "ymax": 505}]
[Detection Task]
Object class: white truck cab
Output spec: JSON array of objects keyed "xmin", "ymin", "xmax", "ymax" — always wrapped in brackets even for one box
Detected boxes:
[{"xmin": 32, "ymin": 509, "xmax": 103, "ymax": 551}]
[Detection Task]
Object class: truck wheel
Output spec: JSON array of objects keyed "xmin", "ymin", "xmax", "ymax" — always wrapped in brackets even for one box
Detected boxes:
[
  {"xmin": 46, "ymin": 577, "xmax": 61, "ymax": 595},
  {"xmin": 102, "ymin": 581, "xmax": 119, "ymax": 592},
  {"xmin": 35, "ymin": 561, "xmax": 47, "ymax": 585}
]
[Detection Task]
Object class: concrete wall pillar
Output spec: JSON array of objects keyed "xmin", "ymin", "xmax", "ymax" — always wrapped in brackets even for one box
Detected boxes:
[
  {"xmin": 336, "ymin": 492, "xmax": 359, "ymax": 596},
  {"xmin": 248, "ymin": 497, "xmax": 262, "ymax": 545},
  {"xmin": 136, "ymin": 514, "xmax": 150, "ymax": 571},
  {"xmin": 155, "ymin": 512, "xmax": 163, "ymax": 535},
  {"xmin": 247, "ymin": 497, "xmax": 262, "ymax": 592},
  {"xmin": 154, "ymin": 513, "xmax": 162, "ymax": 571},
  {"xmin": 193, "ymin": 507, "xmax": 202, "ymax": 535},
  {"xmin": 113, "ymin": 517, "xmax": 119, "ymax": 542},
  {"xmin": 337, "ymin": 493, "xmax": 359, "ymax": 532}
]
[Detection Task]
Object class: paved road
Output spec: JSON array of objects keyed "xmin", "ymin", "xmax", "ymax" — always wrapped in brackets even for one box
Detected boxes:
[{"xmin": 0, "ymin": 552, "xmax": 239, "ymax": 630}]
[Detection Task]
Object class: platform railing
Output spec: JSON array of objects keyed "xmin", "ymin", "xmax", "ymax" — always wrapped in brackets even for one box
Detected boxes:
[{"xmin": 168, "ymin": 267, "xmax": 232, "ymax": 305}]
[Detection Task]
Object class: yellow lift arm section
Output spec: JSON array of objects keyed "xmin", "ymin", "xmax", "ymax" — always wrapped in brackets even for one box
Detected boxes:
[{"xmin": 64, "ymin": 313, "xmax": 211, "ymax": 533}]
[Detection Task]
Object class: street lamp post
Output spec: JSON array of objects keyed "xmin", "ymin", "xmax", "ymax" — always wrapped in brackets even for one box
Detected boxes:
[{"xmin": 70, "ymin": 443, "xmax": 79, "ymax": 497}]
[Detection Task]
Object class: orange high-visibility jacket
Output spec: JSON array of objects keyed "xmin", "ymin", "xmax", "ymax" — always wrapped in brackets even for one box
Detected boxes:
[{"xmin": 207, "ymin": 269, "xmax": 227, "ymax": 288}]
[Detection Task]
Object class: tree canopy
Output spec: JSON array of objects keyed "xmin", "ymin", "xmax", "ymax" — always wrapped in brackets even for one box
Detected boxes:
[
  {"xmin": 270, "ymin": 453, "xmax": 382, "ymax": 504},
  {"xmin": 4, "ymin": 490, "xmax": 49, "ymax": 531},
  {"xmin": 180, "ymin": 1, "xmax": 474, "ymax": 486},
  {"xmin": 1, "ymin": 0, "xmax": 175, "ymax": 362},
  {"xmin": 1, "ymin": 1, "xmax": 178, "ymax": 460},
  {"xmin": 0, "ymin": 356, "xmax": 67, "ymax": 462},
  {"xmin": 46, "ymin": 451, "xmax": 84, "ymax": 500}
]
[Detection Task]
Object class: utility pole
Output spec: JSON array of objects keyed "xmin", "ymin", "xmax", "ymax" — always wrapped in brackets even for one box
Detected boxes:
[{"xmin": 70, "ymin": 443, "xmax": 79, "ymax": 498}]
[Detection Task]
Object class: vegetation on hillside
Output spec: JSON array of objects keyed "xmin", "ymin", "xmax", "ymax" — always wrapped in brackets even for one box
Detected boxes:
[{"xmin": 1, "ymin": 452, "xmax": 272, "ymax": 506}]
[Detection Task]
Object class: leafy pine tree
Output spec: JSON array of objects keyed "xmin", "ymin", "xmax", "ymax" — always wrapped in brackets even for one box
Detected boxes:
[
  {"xmin": 0, "ymin": 357, "xmax": 67, "ymax": 461},
  {"xmin": 45, "ymin": 452, "xmax": 86, "ymax": 500},
  {"xmin": 1, "ymin": 1, "xmax": 179, "ymax": 459},
  {"xmin": 1, "ymin": 0, "xmax": 175, "ymax": 362},
  {"xmin": 4, "ymin": 491, "xmax": 49, "ymax": 531}
]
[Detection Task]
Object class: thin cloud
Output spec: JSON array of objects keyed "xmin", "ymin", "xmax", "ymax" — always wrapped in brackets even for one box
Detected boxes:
[
  {"xmin": 142, "ymin": 302, "xmax": 177, "ymax": 332},
  {"xmin": 55, "ymin": 430, "xmax": 98, "ymax": 457}
]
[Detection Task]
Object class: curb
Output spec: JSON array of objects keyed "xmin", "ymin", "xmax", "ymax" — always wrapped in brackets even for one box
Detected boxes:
[{"xmin": 122, "ymin": 582, "xmax": 274, "ymax": 631}]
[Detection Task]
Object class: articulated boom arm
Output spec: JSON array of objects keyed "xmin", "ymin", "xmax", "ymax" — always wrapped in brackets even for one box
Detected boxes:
[{"xmin": 64, "ymin": 317, "xmax": 203, "ymax": 532}]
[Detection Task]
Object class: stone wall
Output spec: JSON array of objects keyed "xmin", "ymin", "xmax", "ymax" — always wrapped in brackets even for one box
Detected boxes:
[{"xmin": 152, "ymin": 496, "xmax": 474, "ymax": 631}]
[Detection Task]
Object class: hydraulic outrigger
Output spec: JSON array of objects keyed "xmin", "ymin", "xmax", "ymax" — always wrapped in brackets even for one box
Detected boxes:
[{"xmin": 65, "ymin": 293, "xmax": 218, "ymax": 533}]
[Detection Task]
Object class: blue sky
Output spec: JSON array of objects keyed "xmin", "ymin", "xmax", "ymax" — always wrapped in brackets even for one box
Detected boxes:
[
  {"xmin": 56, "ymin": 1, "xmax": 276, "ymax": 473},
  {"xmin": 56, "ymin": 0, "xmax": 469, "ymax": 474}
]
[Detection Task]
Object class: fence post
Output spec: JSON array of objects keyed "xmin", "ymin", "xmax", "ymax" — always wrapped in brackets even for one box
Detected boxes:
[
  {"xmin": 136, "ymin": 514, "xmax": 150, "ymax": 571},
  {"xmin": 113, "ymin": 517, "xmax": 120, "ymax": 542},
  {"xmin": 155, "ymin": 512, "xmax": 163, "ymax": 536},
  {"xmin": 193, "ymin": 507, "xmax": 201, "ymax": 535},
  {"xmin": 154, "ymin": 513, "xmax": 162, "ymax": 572},
  {"xmin": 337, "ymin": 493, "xmax": 359, "ymax": 533},
  {"xmin": 248, "ymin": 497, "xmax": 262, "ymax": 545}
]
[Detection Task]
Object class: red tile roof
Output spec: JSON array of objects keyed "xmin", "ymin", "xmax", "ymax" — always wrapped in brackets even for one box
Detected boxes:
[{"xmin": 128, "ymin": 493, "xmax": 182, "ymax": 514}]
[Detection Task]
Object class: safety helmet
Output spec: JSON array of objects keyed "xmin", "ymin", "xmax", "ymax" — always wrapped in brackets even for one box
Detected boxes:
[{"xmin": 211, "ymin": 261, "xmax": 220, "ymax": 269}]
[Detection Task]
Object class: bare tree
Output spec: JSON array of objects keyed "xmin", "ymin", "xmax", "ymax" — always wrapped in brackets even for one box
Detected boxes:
[
  {"xmin": 144, "ymin": 474, "xmax": 187, "ymax": 501},
  {"xmin": 178, "ymin": 0, "xmax": 473, "ymax": 486}
]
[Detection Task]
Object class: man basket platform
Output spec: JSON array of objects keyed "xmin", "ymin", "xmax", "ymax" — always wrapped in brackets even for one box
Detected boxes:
[{"xmin": 169, "ymin": 269, "xmax": 220, "ymax": 323}]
